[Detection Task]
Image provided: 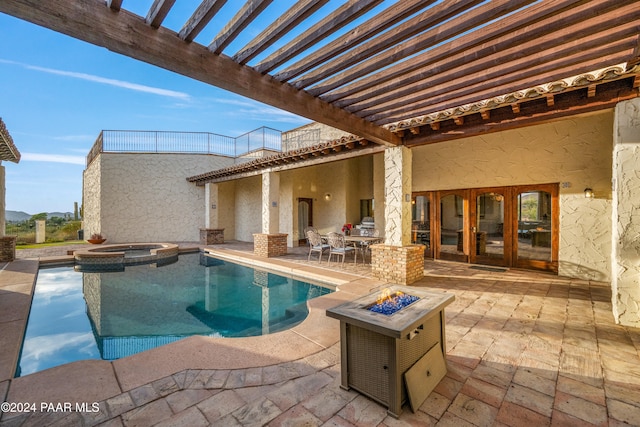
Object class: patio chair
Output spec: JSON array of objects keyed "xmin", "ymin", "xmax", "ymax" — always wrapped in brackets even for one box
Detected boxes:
[
  {"xmin": 303, "ymin": 226, "xmax": 318, "ymax": 245},
  {"xmin": 306, "ymin": 230, "xmax": 329, "ymax": 262},
  {"xmin": 326, "ymin": 232, "xmax": 357, "ymax": 265},
  {"xmin": 360, "ymin": 229, "xmax": 380, "ymax": 262}
]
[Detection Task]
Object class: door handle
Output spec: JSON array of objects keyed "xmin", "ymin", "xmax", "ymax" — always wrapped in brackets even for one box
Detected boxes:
[{"xmin": 471, "ymin": 226, "xmax": 476, "ymax": 233}]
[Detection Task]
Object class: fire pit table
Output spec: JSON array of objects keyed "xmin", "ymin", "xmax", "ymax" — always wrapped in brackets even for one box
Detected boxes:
[{"xmin": 326, "ymin": 285, "xmax": 454, "ymax": 417}]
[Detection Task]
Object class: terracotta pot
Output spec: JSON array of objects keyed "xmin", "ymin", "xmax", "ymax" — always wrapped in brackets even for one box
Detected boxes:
[{"xmin": 87, "ymin": 238, "xmax": 106, "ymax": 244}]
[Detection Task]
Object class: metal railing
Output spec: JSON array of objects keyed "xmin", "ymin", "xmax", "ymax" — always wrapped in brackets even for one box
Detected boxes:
[{"xmin": 86, "ymin": 127, "xmax": 284, "ymax": 166}]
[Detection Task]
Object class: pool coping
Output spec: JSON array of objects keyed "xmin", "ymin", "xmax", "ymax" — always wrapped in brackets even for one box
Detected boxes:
[{"xmin": 0, "ymin": 246, "xmax": 388, "ymax": 412}]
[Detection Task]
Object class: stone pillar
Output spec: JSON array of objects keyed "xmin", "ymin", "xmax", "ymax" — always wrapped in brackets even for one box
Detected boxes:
[
  {"xmin": 200, "ymin": 183, "xmax": 224, "ymax": 245},
  {"xmin": 0, "ymin": 236, "xmax": 16, "ymax": 262},
  {"xmin": 612, "ymin": 98, "xmax": 640, "ymax": 327},
  {"xmin": 200, "ymin": 228, "xmax": 224, "ymax": 245},
  {"xmin": 371, "ymin": 146, "xmax": 424, "ymax": 285},
  {"xmin": 35, "ymin": 220, "xmax": 46, "ymax": 244}
]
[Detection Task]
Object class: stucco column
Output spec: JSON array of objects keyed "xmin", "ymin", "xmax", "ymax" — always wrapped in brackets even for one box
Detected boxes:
[
  {"xmin": 254, "ymin": 171, "xmax": 287, "ymax": 257},
  {"xmin": 262, "ymin": 171, "xmax": 280, "ymax": 234},
  {"xmin": 612, "ymin": 97, "xmax": 640, "ymax": 327},
  {"xmin": 384, "ymin": 145, "xmax": 412, "ymax": 246},
  {"xmin": 204, "ymin": 182, "xmax": 219, "ymax": 229},
  {"xmin": 371, "ymin": 146, "xmax": 424, "ymax": 285},
  {"xmin": 201, "ymin": 182, "xmax": 224, "ymax": 244}
]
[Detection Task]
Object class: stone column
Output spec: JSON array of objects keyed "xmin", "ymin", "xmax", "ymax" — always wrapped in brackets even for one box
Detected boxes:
[
  {"xmin": 371, "ymin": 146, "xmax": 424, "ymax": 285},
  {"xmin": 254, "ymin": 171, "xmax": 287, "ymax": 257},
  {"xmin": 35, "ymin": 220, "xmax": 46, "ymax": 244},
  {"xmin": 612, "ymin": 97, "xmax": 640, "ymax": 327},
  {"xmin": 201, "ymin": 183, "xmax": 224, "ymax": 245}
]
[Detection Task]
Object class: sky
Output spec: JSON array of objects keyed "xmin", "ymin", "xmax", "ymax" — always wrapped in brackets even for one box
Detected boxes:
[{"xmin": 0, "ymin": 3, "xmax": 322, "ymax": 215}]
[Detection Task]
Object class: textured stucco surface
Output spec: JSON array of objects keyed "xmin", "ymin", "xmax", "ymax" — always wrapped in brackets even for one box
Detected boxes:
[
  {"xmin": 83, "ymin": 153, "xmax": 233, "ymax": 242},
  {"xmin": 612, "ymin": 98, "xmax": 640, "ymax": 326},
  {"xmin": 384, "ymin": 146, "xmax": 412, "ymax": 246},
  {"xmin": 412, "ymin": 111, "xmax": 614, "ymax": 280}
]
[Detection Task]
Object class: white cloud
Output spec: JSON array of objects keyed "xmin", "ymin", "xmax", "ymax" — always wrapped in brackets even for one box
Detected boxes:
[
  {"xmin": 0, "ymin": 59, "xmax": 191, "ymax": 101},
  {"xmin": 22, "ymin": 152, "xmax": 85, "ymax": 165}
]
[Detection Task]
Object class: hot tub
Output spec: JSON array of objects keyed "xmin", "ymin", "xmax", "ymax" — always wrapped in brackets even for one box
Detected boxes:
[{"xmin": 73, "ymin": 243, "xmax": 179, "ymax": 271}]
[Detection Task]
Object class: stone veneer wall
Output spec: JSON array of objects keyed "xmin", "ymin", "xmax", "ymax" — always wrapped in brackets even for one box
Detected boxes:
[
  {"xmin": 253, "ymin": 233, "xmax": 288, "ymax": 257},
  {"xmin": 83, "ymin": 153, "xmax": 234, "ymax": 243},
  {"xmin": 0, "ymin": 236, "xmax": 16, "ymax": 262},
  {"xmin": 371, "ymin": 244, "xmax": 425, "ymax": 285},
  {"xmin": 200, "ymin": 228, "xmax": 224, "ymax": 245},
  {"xmin": 411, "ymin": 110, "xmax": 614, "ymax": 281}
]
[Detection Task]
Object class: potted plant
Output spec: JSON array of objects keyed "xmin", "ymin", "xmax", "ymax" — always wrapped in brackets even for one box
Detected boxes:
[
  {"xmin": 341, "ymin": 223, "xmax": 352, "ymax": 236},
  {"xmin": 87, "ymin": 233, "xmax": 106, "ymax": 244}
]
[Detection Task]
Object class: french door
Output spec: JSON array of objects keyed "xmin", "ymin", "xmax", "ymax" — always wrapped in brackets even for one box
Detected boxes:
[{"xmin": 412, "ymin": 184, "xmax": 558, "ymax": 272}]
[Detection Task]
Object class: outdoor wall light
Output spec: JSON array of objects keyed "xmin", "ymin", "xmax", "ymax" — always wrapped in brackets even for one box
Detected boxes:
[
  {"xmin": 324, "ymin": 193, "xmax": 332, "ymax": 201},
  {"xmin": 584, "ymin": 188, "xmax": 594, "ymax": 198}
]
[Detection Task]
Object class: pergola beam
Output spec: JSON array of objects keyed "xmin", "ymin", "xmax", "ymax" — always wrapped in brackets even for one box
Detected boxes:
[{"xmin": 0, "ymin": 0, "xmax": 399, "ymax": 147}]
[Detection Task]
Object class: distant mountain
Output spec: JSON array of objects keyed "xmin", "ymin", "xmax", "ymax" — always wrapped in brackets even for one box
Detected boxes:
[
  {"xmin": 6, "ymin": 211, "xmax": 30, "ymax": 222},
  {"xmin": 5, "ymin": 210, "xmax": 75, "ymax": 222}
]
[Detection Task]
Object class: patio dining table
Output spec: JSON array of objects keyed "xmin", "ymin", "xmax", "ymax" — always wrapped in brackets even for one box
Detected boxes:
[{"xmin": 345, "ymin": 235, "xmax": 383, "ymax": 263}]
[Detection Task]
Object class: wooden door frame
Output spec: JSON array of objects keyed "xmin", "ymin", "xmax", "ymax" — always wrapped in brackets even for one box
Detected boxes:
[
  {"xmin": 512, "ymin": 183, "xmax": 559, "ymax": 272},
  {"xmin": 469, "ymin": 187, "xmax": 513, "ymax": 267},
  {"xmin": 417, "ymin": 183, "xmax": 558, "ymax": 273},
  {"xmin": 435, "ymin": 189, "xmax": 470, "ymax": 263},
  {"xmin": 411, "ymin": 192, "xmax": 435, "ymax": 258},
  {"xmin": 297, "ymin": 197, "xmax": 313, "ymax": 245}
]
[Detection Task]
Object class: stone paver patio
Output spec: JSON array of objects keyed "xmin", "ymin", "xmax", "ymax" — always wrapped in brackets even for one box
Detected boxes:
[{"xmin": 1, "ymin": 242, "xmax": 639, "ymax": 426}]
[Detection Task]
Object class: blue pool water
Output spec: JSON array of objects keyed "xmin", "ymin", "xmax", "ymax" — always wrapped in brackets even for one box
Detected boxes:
[{"xmin": 17, "ymin": 252, "xmax": 332, "ymax": 377}]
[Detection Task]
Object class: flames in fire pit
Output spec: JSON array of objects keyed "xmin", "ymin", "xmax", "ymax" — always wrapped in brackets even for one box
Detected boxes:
[{"xmin": 366, "ymin": 288, "xmax": 420, "ymax": 315}]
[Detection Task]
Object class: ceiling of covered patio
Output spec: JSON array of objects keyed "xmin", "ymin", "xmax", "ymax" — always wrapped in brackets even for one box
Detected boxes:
[{"xmin": 1, "ymin": 0, "xmax": 639, "ymax": 149}]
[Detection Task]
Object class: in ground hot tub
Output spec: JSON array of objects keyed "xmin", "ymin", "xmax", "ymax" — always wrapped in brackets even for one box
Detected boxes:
[
  {"xmin": 326, "ymin": 285, "xmax": 454, "ymax": 418},
  {"xmin": 73, "ymin": 243, "xmax": 179, "ymax": 271}
]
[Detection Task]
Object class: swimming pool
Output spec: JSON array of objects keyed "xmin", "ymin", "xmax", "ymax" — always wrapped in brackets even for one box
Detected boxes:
[{"xmin": 17, "ymin": 252, "xmax": 333, "ymax": 376}]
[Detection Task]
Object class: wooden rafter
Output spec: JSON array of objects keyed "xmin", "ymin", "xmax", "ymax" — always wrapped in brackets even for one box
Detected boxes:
[
  {"xmin": 208, "ymin": 0, "xmax": 274, "ymax": 54},
  {"xmin": 360, "ymin": 36, "xmax": 636, "ymax": 123},
  {"xmin": 252, "ymin": 0, "xmax": 383, "ymax": 74},
  {"xmin": 0, "ymin": 0, "xmax": 398, "ymax": 147},
  {"xmin": 233, "ymin": 0, "xmax": 329, "ymax": 65},
  {"xmin": 402, "ymin": 78, "xmax": 637, "ymax": 147},
  {"xmin": 178, "ymin": 0, "xmax": 229, "ymax": 42},
  {"xmin": 0, "ymin": 0, "xmax": 638, "ymax": 152},
  {"xmin": 305, "ymin": 0, "xmax": 534, "ymax": 95},
  {"xmin": 273, "ymin": 0, "xmax": 431, "ymax": 82},
  {"xmin": 375, "ymin": 51, "xmax": 630, "ymax": 125},
  {"xmin": 146, "ymin": 0, "xmax": 176, "ymax": 28},
  {"xmin": 323, "ymin": 0, "xmax": 632, "ymax": 104},
  {"xmin": 340, "ymin": 13, "xmax": 640, "ymax": 114}
]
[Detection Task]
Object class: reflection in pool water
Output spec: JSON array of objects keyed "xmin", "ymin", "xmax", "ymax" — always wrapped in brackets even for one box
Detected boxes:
[{"xmin": 17, "ymin": 253, "xmax": 332, "ymax": 376}]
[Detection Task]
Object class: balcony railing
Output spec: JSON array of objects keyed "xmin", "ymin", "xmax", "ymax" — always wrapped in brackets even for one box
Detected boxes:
[{"xmin": 86, "ymin": 127, "xmax": 283, "ymax": 166}]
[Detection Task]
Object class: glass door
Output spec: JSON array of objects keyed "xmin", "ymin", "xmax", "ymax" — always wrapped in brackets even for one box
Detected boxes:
[
  {"xmin": 470, "ymin": 188, "xmax": 510, "ymax": 266},
  {"xmin": 436, "ymin": 190, "xmax": 469, "ymax": 262},
  {"xmin": 514, "ymin": 184, "xmax": 558, "ymax": 272},
  {"xmin": 411, "ymin": 193, "xmax": 433, "ymax": 257}
]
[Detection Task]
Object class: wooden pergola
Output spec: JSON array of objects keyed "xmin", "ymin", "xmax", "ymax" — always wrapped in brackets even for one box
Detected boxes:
[
  {"xmin": 1, "ymin": 0, "xmax": 638, "ymax": 148},
  {"xmin": 0, "ymin": 118, "xmax": 20, "ymax": 164}
]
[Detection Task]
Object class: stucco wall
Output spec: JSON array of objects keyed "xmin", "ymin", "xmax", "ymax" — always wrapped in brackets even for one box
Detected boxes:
[
  {"xmin": 83, "ymin": 153, "xmax": 234, "ymax": 242},
  {"xmin": 234, "ymin": 175, "xmax": 262, "ymax": 242},
  {"xmin": 612, "ymin": 98, "xmax": 640, "ymax": 327},
  {"xmin": 411, "ymin": 111, "xmax": 614, "ymax": 280}
]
